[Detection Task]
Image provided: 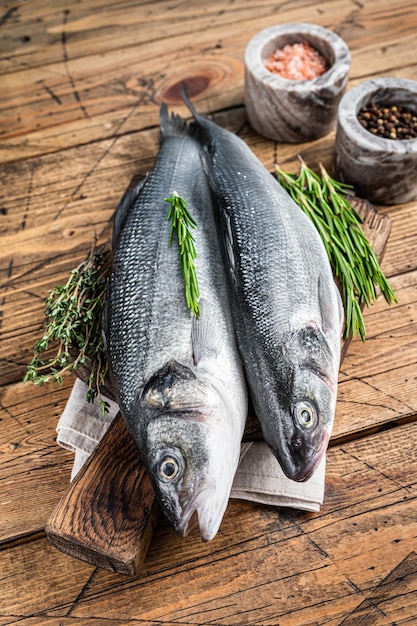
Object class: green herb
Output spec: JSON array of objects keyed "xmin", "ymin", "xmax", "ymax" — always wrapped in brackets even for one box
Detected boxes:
[
  {"xmin": 165, "ymin": 191, "xmax": 200, "ymax": 317},
  {"xmin": 276, "ymin": 158, "xmax": 397, "ymax": 340},
  {"xmin": 23, "ymin": 245, "xmax": 110, "ymax": 414}
]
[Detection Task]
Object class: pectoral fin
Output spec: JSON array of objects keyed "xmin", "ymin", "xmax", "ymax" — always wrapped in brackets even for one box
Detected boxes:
[
  {"xmin": 318, "ymin": 275, "xmax": 344, "ymax": 337},
  {"xmin": 191, "ymin": 298, "xmax": 223, "ymax": 365}
]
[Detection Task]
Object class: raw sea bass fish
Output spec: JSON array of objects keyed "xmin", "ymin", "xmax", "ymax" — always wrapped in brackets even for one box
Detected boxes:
[
  {"xmin": 104, "ymin": 105, "xmax": 247, "ymax": 541},
  {"xmin": 185, "ymin": 97, "xmax": 343, "ymax": 482}
]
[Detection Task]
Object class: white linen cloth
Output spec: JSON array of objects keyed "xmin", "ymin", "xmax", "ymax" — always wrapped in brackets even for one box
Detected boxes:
[{"xmin": 57, "ymin": 378, "xmax": 326, "ymax": 512}]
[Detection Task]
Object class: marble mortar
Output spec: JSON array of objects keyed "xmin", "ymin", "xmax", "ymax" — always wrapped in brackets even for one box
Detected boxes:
[
  {"xmin": 244, "ymin": 23, "xmax": 351, "ymax": 143},
  {"xmin": 335, "ymin": 77, "xmax": 417, "ymax": 205}
]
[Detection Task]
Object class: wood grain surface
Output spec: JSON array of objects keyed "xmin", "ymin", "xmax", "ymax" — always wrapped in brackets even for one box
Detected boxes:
[
  {"xmin": 46, "ymin": 411, "xmax": 160, "ymax": 576},
  {"xmin": 2, "ymin": 0, "xmax": 417, "ymax": 623}
]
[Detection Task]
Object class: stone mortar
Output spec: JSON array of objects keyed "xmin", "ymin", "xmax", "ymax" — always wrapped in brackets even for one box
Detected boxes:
[
  {"xmin": 334, "ymin": 77, "xmax": 417, "ymax": 205},
  {"xmin": 244, "ymin": 23, "xmax": 351, "ymax": 143}
]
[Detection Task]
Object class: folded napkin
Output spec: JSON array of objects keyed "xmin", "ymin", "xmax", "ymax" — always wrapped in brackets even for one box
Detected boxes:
[{"xmin": 57, "ymin": 378, "xmax": 326, "ymax": 512}]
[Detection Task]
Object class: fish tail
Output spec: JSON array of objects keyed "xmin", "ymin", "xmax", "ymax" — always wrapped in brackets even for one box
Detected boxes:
[
  {"xmin": 180, "ymin": 88, "xmax": 217, "ymax": 158},
  {"xmin": 180, "ymin": 87, "xmax": 208, "ymax": 132},
  {"xmin": 160, "ymin": 102, "xmax": 192, "ymax": 141},
  {"xmin": 180, "ymin": 86, "xmax": 199, "ymax": 119}
]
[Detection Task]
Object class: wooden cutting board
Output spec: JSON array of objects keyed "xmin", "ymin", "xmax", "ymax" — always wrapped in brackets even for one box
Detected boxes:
[{"xmin": 45, "ymin": 198, "xmax": 392, "ymax": 576}]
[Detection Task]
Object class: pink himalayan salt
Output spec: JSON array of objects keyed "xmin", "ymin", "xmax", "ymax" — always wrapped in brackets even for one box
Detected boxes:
[{"xmin": 265, "ymin": 41, "xmax": 329, "ymax": 80}]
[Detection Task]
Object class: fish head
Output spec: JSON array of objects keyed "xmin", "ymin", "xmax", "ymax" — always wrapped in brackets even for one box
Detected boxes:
[
  {"xmin": 135, "ymin": 360, "xmax": 241, "ymax": 541},
  {"xmin": 265, "ymin": 324, "xmax": 340, "ymax": 482},
  {"xmin": 144, "ymin": 414, "xmax": 233, "ymax": 542}
]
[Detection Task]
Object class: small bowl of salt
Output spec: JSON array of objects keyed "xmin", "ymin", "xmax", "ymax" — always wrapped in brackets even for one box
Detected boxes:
[{"xmin": 244, "ymin": 23, "xmax": 351, "ymax": 143}]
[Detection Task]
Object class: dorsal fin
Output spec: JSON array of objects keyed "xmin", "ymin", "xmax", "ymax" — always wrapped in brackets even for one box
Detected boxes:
[
  {"xmin": 160, "ymin": 102, "xmax": 187, "ymax": 139},
  {"xmin": 159, "ymin": 101, "xmax": 199, "ymax": 142}
]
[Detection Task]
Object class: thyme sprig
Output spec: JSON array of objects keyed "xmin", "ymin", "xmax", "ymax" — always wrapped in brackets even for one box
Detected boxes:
[
  {"xmin": 165, "ymin": 191, "xmax": 200, "ymax": 317},
  {"xmin": 23, "ymin": 245, "xmax": 110, "ymax": 414},
  {"xmin": 276, "ymin": 158, "xmax": 397, "ymax": 340}
]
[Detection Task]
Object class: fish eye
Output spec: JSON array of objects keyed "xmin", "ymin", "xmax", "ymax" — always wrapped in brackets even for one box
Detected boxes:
[
  {"xmin": 294, "ymin": 401, "xmax": 317, "ymax": 430},
  {"xmin": 158, "ymin": 455, "xmax": 181, "ymax": 482}
]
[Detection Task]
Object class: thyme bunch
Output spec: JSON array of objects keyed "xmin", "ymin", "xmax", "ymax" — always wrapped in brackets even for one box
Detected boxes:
[
  {"xmin": 165, "ymin": 191, "xmax": 200, "ymax": 317},
  {"xmin": 24, "ymin": 245, "xmax": 110, "ymax": 414},
  {"xmin": 276, "ymin": 158, "xmax": 397, "ymax": 340}
]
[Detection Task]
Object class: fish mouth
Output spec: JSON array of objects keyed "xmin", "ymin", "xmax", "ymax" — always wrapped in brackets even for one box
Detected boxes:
[
  {"xmin": 176, "ymin": 508, "xmax": 199, "ymax": 538},
  {"xmin": 291, "ymin": 430, "xmax": 329, "ymax": 482},
  {"xmin": 173, "ymin": 483, "xmax": 229, "ymax": 542},
  {"xmin": 272, "ymin": 428, "xmax": 330, "ymax": 483}
]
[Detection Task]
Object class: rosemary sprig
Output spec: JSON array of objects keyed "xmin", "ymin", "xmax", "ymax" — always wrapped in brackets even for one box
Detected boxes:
[
  {"xmin": 23, "ymin": 245, "xmax": 110, "ymax": 414},
  {"xmin": 276, "ymin": 158, "xmax": 397, "ymax": 340},
  {"xmin": 165, "ymin": 191, "xmax": 200, "ymax": 317}
]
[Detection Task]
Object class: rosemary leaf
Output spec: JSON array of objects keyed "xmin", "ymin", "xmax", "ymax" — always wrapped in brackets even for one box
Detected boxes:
[
  {"xmin": 165, "ymin": 191, "xmax": 200, "ymax": 317},
  {"xmin": 276, "ymin": 158, "xmax": 397, "ymax": 340}
]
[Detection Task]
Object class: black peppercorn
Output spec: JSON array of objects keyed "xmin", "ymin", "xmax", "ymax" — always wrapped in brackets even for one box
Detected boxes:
[{"xmin": 358, "ymin": 102, "xmax": 417, "ymax": 140}]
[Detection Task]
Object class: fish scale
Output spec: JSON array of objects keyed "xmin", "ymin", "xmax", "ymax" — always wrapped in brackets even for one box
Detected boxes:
[
  {"xmin": 108, "ymin": 148, "xmax": 192, "ymax": 412},
  {"xmin": 105, "ymin": 105, "xmax": 247, "ymax": 541},
  {"xmin": 185, "ymin": 96, "xmax": 343, "ymax": 482}
]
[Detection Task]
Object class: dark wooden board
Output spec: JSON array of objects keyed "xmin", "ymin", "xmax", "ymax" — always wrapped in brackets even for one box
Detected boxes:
[{"xmin": 45, "ymin": 412, "xmax": 159, "ymax": 576}]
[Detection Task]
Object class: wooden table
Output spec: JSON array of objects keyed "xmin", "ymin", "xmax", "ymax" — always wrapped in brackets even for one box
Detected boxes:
[{"xmin": 1, "ymin": 0, "xmax": 417, "ymax": 623}]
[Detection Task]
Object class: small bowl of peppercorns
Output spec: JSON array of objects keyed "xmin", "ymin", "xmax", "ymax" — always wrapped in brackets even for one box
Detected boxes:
[
  {"xmin": 244, "ymin": 22, "xmax": 351, "ymax": 143},
  {"xmin": 334, "ymin": 77, "xmax": 417, "ymax": 205}
]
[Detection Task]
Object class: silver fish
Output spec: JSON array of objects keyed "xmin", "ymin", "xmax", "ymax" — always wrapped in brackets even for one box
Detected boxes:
[
  {"xmin": 184, "ymin": 96, "xmax": 343, "ymax": 482},
  {"xmin": 104, "ymin": 105, "xmax": 247, "ymax": 541}
]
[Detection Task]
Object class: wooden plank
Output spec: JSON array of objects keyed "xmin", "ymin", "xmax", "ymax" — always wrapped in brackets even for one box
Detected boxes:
[
  {"xmin": 333, "ymin": 268, "xmax": 417, "ymax": 440},
  {"xmin": 3, "ymin": 0, "xmax": 415, "ymax": 74},
  {"xmin": 0, "ymin": 615, "xmax": 151, "ymax": 626},
  {"xmin": 0, "ymin": 378, "xmax": 74, "ymax": 544},
  {"xmin": 0, "ymin": 535, "xmax": 94, "ymax": 616},
  {"xmin": 1, "ymin": 0, "xmax": 417, "ymax": 163},
  {"xmin": 5, "ymin": 423, "xmax": 417, "ymax": 621},
  {"xmin": 373, "ymin": 202, "xmax": 417, "ymax": 277},
  {"xmin": 339, "ymin": 300, "xmax": 417, "ymax": 382},
  {"xmin": 0, "ymin": 618, "xmax": 166, "ymax": 626},
  {"xmin": 335, "ymin": 362, "xmax": 417, "ymax": 442},
  {"xmin": 42, "ymin": 421, "xmax": 417, "ymax": 624}
]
